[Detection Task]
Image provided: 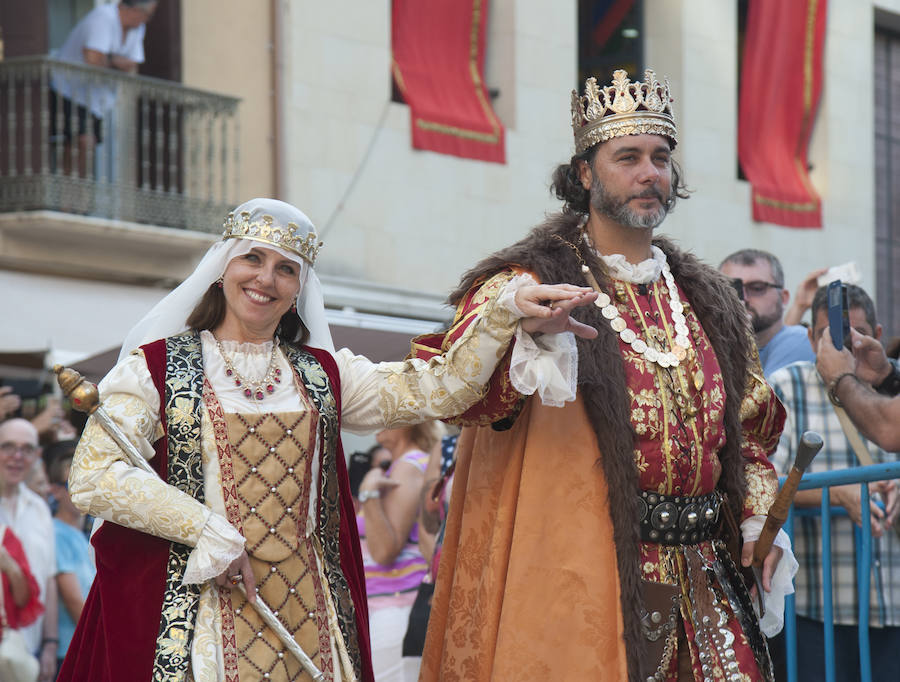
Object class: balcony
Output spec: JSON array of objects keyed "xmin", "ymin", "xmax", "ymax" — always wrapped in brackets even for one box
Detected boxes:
[{"xmin": 0, "ymin": 56, "xmax": 239, "ymax": 232}]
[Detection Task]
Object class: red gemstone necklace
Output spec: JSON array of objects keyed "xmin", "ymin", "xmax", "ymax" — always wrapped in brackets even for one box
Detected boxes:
[{"xmin": 215, "ymin": 337, "xmax": 283, "ymax": 401}]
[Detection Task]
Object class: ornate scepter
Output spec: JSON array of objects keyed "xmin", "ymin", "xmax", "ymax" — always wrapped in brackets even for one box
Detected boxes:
[
  {"xmin": 54, "ymin": 365, "xmax": 325, "ymax": 682},
  {"xmin": 751, "ymin": 430, "xmax": 824, "ymax": 568}
]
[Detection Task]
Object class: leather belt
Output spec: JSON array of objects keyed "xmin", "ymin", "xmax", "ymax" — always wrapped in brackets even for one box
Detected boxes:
[{"xmin": 638, "ymin": 490, "xmax": 721, "ymax": 546}]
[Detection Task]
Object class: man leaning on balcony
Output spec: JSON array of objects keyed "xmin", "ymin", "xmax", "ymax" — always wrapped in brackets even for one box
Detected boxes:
[
  {"xmin": 769, "ymin": 284, "xmax": 900, "ymax": 682},
  {"xmin": 49, "ymin": 0, "xmax": 157, "ymax": 175}
]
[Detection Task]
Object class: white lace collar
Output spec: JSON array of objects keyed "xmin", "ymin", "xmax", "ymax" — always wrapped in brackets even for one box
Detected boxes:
[{"xmin": 582, "ymin": 231, "xmax": 667, "ymax": 284}]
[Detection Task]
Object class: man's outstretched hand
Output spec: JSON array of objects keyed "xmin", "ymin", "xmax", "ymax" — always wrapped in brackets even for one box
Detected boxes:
[{"xmin": 515, "ymin": 284, "xmax": 599, "ymax": 339}]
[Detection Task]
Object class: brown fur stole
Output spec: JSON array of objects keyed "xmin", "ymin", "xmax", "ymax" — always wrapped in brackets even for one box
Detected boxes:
[{"xmin": 450, "ymin": 212, "xmax": 752, "ymax": 682}]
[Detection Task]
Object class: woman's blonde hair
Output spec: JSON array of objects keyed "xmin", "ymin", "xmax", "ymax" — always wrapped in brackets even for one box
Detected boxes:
[{"xmin": 406, "ymin": 421, "xmax": 444, "ymax": 453}]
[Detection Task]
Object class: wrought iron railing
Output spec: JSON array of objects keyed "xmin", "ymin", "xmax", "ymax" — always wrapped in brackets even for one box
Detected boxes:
[
  {"xmin": 0, "ymin": 56, "xmax": 239, "ymax": 231},
  {"xmin": 783, "ymin": 461, "xmax": 900, "ymax": 682}
]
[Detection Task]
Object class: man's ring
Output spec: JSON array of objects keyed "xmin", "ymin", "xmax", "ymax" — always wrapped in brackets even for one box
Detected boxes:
[{"xmin": 229, "ymin": 574, "xmax": 242, "ymax": 585}]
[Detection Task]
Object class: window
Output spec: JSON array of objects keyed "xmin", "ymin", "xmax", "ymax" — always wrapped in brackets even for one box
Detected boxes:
[
  {"xmin": 578, "ymin": 0, "xmax": 644, "ymax": 88},
  {"xmin": 874, "ymin": 27, "xmax": 900, "ymax": 337}
]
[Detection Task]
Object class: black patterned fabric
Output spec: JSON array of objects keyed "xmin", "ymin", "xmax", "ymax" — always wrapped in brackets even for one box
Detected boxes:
[{"xmin": 153, "ymin": 332, "xmax": 206, "ymax": 682}]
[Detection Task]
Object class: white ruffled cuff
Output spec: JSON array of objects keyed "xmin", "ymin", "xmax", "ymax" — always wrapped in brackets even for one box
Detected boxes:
[
  {"xmin": 182, "ymin": 512, "xmax": 246, "ymax": 585},
  {"xmin": 741, "ymin": 515, "xmax": 799, "ymax": 637},
  {"xmin": 499, "ymin": 273, "xmax": 579, "ymax": 407},
  {"xmin": 509, "ymin": 328, "xmax": 578, "ymax": 407}
]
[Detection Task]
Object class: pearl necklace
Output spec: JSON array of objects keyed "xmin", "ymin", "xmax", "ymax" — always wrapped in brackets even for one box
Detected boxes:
[{"xmin": 215, "ymin": 337, "xmax": 283, "ymax": 400}]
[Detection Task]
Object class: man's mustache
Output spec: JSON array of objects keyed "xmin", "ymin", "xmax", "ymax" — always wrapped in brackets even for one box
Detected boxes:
[{"xmin": 629, "ymin": 189, "xmax": 665, "ymax": 202}]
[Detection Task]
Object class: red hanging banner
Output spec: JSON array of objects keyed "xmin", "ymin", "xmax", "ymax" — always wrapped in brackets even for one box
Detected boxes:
[
  {"xmin": 392, "ymin": 0, "xmax": 505, "ymax": 164},
  {"xmin": 738, "ymin": 0, "xmax": 827, "ymax": 228}
]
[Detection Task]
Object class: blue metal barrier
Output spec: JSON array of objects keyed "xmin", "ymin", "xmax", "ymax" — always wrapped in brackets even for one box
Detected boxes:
[{"xmin": 783, "ymin": 461, "xmax": 900, "ymax": 682}]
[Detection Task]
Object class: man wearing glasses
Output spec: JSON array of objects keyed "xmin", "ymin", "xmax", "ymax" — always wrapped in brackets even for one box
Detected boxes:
[
  {"xmin": 720, "ymin": 249, "xmax": 815, "ymax": 377},
  {"xmin": 0, "ymin": 419, "xmax": 58, "ymax": 682}
]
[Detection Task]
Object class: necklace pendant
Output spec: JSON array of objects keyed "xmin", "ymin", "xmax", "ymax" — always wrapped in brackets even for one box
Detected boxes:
[
  {"xmin": 234, "ymin": 379, "xmax": 242, "ymax": 387},
  {"xmin": 225, "ymin": 369, "xmax": 233, "ymax": 377},
  {"xmin": 693, "ymin": 369, "xmax": 705, "ymax": 390},
  {"xmin": 255, "ymin": 390, "xmax": 265, "ymax": 400},
  {"xmin": 267, "ymin": 384, "xmax": 275, "ymax": 393},
  {"xmin": 243, "ymin": 387, "xmax": 252, "ymax": 398}
]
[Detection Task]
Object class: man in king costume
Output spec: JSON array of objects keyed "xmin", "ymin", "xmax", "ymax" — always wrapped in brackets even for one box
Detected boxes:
[{"xmin": 418, "ymin": 71, "xmax": 796, "ymax": 681}]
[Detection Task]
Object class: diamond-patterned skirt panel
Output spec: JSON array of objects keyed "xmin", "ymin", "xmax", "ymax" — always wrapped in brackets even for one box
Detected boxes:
[{"xmin": 218, "ymin": 408, "xmax": 333, "ymax": 682}]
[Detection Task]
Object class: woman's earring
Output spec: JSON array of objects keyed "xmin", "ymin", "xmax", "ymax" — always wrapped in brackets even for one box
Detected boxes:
[
  {"xmin": 216, "ymin": 278, "xmax": 224, "ymax": 289},
  {"xmin": 290, "ymin": 302, "xmax": 297, "ymax": 313}
]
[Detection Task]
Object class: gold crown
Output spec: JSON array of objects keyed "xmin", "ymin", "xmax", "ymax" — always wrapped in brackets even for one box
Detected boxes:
[
  {"xmin": 222, "ymin": 211, "xmax": 323, "ymax": 266},
  {"xmin": 571, "ymin": 69, "xmax": 677, "ymax": 154}
]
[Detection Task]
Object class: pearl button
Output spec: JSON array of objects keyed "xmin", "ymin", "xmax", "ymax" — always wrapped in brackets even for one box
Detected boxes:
[
  {"xmin": 269, "ymin": 446, "xmax": 276, "ymax": 453},
  {"xmin": 271, "ymin": 566, "xmax": 277, "ymax": 572},
  {"xmin": 251, "ymin": 466, "xmax": 257, "ymax": 473},
  {"xmin": 271, "ymin": 486, "xmax": 277, "ymax": 493},
  {"xmin": 249, "ymin": 427, "xmax": 256, "ymax": 433},
  {"xmin": 250, "ymin": 507, "xmax": 256, "ymax": 513},
  {"xmin": 273, "ymin": 610, "xmax": 279, "ymax": 616},
  {"xmin": 286, "ymin": 429, "xmax": 292, "ymax": 436},
  {"xmin": 308, "ymin": 611, "xmax": 315, "ymax": 618},
  {"xmin": 286, "ymin": 507, "xmax": 292, "ymax": 514},
  {"xmin": 289, "ymin": 587, "xmax": 296, "ymax": 594},
  {"xmin": 235, "ymin": 608, "xmax": 241, "ymax": 615},
  {"xmin": 257, "ymin": 631, "xmax": 263, "ymax": 637},
  {"xmin": 278, "ymin": 652, "xmax": 284, "ymax": 659},
  {"xmin": 270, "ymin": 527, "xmax": 276, "ymax": 533},
  {"xmin": 288, "ymin": 467, "xmax": 294, "ymax": 474},
  {"xmin": 264, "ymin": 674, "xmax": 270, "ymax": 679}
]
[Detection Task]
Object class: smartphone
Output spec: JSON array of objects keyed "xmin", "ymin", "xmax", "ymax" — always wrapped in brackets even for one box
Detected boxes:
[
  {"xmin": 826, "ymin": 280, "xmax": 850, "ymax": 350},
  {"xmin": 1, "ymin": 378, "xmax": 45, "ymax": 400}
]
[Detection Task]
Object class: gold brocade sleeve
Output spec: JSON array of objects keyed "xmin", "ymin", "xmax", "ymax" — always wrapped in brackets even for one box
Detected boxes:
[
  {"xmin": 737, "ymin": 348, "xmax": 787, "ymax": 519},
  {"xmin": 70, "ymin": 379, "xmax": 214, "ymax": 549},
  {"xmin": 339, "ymin": 270, "xmax": 522, "ymax": 432},
  {"xmin": 411, "ymin": 269, "xmax": 527, "ymax": 427}
]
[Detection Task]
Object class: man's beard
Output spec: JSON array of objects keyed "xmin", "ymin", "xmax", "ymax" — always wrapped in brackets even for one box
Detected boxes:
[
  {"xmin": 589, "ymin": 175, "xmax": 669, "ymax": 229},
  {"xmin": 751, "ymin": 307, "xmax": 783, "ymax": 334}
]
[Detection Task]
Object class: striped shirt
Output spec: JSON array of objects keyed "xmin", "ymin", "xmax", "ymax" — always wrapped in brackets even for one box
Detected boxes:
[{"xmin": 769, "ymin": 361, "xmax": 900, "ymax": 626}]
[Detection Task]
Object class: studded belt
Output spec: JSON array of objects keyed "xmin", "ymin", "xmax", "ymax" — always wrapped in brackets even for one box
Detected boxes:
[{"xmin": 638, "ymin": 490, "xmax": 722, "ymax": 546}]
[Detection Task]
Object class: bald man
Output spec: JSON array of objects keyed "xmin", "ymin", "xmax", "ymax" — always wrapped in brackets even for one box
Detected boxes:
[{"xmin": 0, "ymin": 419, "xmax": 59, "ymax": 682}]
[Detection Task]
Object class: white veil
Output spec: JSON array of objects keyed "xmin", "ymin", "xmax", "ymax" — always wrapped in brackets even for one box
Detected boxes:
[{"xmin": 118, "ymin": 198, "xmax": 334, "ymax": 361}]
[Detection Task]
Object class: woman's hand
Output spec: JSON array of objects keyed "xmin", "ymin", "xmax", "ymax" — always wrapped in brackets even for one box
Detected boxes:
[
  {"xmin": 215, "ymin": 550, "xmax": 257, "ymax": 603},
  {"xmin": 515, "ymin": 284, "xmax": 599, "ymax": 339},
  {"xmin": 358, "ymin": 467, "xmax": 401, "ymax": 501}
]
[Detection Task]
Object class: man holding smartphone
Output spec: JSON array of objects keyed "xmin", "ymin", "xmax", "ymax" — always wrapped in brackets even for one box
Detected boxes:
[
  {"xmin": 817, "ymin": 323, "xmax": 900, "ymax": 451},
  {"xmin": 768, "ymin": 284, "xmax": 900, "ymax": 681}
]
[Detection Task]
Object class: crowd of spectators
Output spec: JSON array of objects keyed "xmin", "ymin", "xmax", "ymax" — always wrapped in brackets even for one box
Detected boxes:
[{"xmin": 0, "ymin": 386, "xmax": 92, "ymax": 682}]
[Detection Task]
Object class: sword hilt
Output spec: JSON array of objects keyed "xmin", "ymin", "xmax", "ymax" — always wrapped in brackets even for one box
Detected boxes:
[{"xmin": 752, "ymin": 431, "xmax": 823, "ymax": 567}]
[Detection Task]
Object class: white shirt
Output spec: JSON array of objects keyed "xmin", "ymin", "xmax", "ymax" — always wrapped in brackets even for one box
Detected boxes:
[
  {"xmin": 0, "ymin": 484, "xmax": 55, "ymax": 654},
  {"xmin": 51, "ymin": 4, "xmax": 147, "ymax": 115}
]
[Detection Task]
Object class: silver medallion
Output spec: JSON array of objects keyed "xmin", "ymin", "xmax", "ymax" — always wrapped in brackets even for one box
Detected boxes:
[
  {"xmin": 601, "ymin": 304, "xmax": 619, "ymax": 320},
  {"xmin": 620, "ymin": 328, "xmax": 637, "ymax": 344}
]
